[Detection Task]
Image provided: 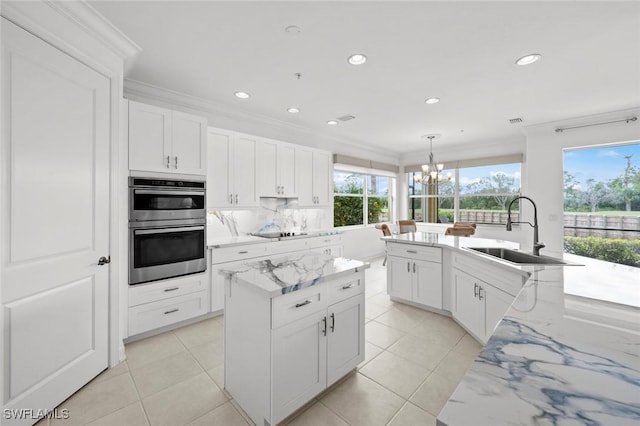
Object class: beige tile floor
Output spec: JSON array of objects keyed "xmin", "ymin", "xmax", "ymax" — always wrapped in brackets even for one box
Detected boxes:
[{"xmin": 39, "ymin": 257, "xmax": 482, "ymax": 426}]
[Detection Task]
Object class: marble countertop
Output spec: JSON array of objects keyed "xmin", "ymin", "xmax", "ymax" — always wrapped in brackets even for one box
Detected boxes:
[
  {"xmin": 207, "ymin": 229, "xmax": 344, "ymax": 248},
  {"xmin": 384, "ymin": 233, "xmax": 640, "ymax": 425},
  {"xmin": 219, "ymin": 252, "xmax": 370, "ymax": 297}
]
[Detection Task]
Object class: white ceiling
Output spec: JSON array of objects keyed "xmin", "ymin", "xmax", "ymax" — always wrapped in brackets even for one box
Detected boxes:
[{"xmin": 91, "ymin": 1, "xmax": 640, "ymax": 155}]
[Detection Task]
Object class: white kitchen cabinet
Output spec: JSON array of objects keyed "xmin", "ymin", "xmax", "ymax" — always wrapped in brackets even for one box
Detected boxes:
[
  {"xmin": 129, "ymin": 101, "xmax": 206, "ymax": 175},
  {"xmin": 386, "ymin": 244, "xmax": 443, "ymax": 310},
  {"xmin": 296, "ymin": 147, "xmax": 332, "ymax": 206},
  {"xmin": 326, "ymin": 293, "xmax": 365, "ymax": 385},
  {"xmin": 451, "ymin": 267, "xmax": 515, "ymax": 344},
  {"xmin": 225, "ymin": 270, "xmax": 365, "ymax": 426},
  {"xmin": 272, "ymin": 309, "xmax": 327, "ymax": 422},
  {"xmin": 256, "ymin": 139, "xmax": 297, "ymax": 197},
  {"xmin": 207, "ymin": 128, "xmax": 258, "ymax": 208},
  {"xmin": 127, "ymin": 271, "xmax": 211, "ymax": 337}
]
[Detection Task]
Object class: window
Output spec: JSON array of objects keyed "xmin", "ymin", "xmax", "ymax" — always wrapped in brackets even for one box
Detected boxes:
[
  {"xmin": 563, "ymin": 143, "xmax": 639, "ymax": 268},
  {"xmin": 334, "ymin": 171, "xmax": 393, "ymax": 227},
  {"xmin": 408, "ymin": 162, "xmax": 521, "ymax": 225}
]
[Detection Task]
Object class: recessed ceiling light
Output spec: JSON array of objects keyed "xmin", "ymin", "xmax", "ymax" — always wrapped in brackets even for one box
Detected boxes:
[
  {"xmin": 424, "ymin": 97, "xmax": 440, "ymax": 104},
  {"xmin": 348, "ymin": 53, "xmax": 367, "ymax": 65},
  {"xmin": 327, "ymin": 120, "xmax": 338, "ymax": 125},
  {"xmin": 234, "ymin": 91, "xmax": 250, "ymax": 99},
  {"xmin": 515, "ymin": 53, "xmax": 542, "ymax": 66},
  {"xmin": 285, "ymin": 25, "xmax": 301, "ymax": 34},
  {"xmin": 287, "ymin": 107, "xmax": 300, "ymax": 114}
]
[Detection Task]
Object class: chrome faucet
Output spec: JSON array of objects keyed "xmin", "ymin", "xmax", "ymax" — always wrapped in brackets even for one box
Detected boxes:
[{"xmin": 506, "ymin": 196, "xmax": 545, "ymax": 256}]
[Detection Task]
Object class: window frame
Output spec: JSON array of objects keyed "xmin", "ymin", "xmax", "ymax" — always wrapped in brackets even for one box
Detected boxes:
[
  {"xmin": 408, "ymin": 162, "xmax": 522, "ymax": 225},
  {"xmin": 334, "ymin": 168, "xmax": 395, "ymax": 228}
]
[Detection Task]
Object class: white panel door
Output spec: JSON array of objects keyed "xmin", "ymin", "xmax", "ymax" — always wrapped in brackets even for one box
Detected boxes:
[
  {"xmin": 327, "ymin": 294, "xmax": 364, "ymax": 386},
  {"xmin": 232, "ymin": 135, "xmax": 258, "ymax": 207},
  {"xmin": 2, "ymin": 20, "xmax": 110, "ymax": 425},
  {"xmin": 313, "ymin": 151, "xmax": 331, "ymax": 205},
  {"xmin": 386, "ymin": 256, "xmax": 412, "ymax": 300},
  {"xmin": 207, "ymin": 129, "xmax": 232, "ymax": 207},
  {"xmin": 295, "ymin": 148, "xmax": 314, "ymax": 206},
  {"xmin": 255, "ymin": 139, "xmax": 278, "ymax": 197},
  {"xmin": 278, "ymin": 144, "xmax": 296, "ymax": 197},
  {"xmin": 452, "ymin": 269, "xmax": 482, "ymax": 338},
  {"xmin": 413, "ymin": 260, "xmax": 443, "ymax": 309},
  {"xmin": 172, "ymin": 111, "xmax": 207, "ymax": 175},
  {"xmin": 272, "ymin": 310, "xmax": 327, "ymax": 424},
  {"xmin": 128, "ymin": 100, "xmax": 171, "ymax": 173}
]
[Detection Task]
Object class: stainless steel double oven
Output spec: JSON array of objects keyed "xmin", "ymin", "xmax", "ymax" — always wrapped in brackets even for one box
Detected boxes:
[{"xmin": 129, "ymin": 177, "xmax": 206, "ymax": 285}]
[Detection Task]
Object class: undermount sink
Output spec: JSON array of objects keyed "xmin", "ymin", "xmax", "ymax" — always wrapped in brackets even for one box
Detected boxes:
[{"xmin": 468, "ymin": 247, "xmax": 570, "ymax": 265}]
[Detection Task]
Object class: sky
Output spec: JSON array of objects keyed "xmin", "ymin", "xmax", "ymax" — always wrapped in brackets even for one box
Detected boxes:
[{"xmin": 564, "ymin": 143, "xmax": 640, "ymax": 188}]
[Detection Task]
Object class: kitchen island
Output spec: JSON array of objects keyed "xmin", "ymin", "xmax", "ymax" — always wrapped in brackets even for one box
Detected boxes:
[
  {"xmin": 382, "ymin": 233, "xmax": 640, "ymax": 425},
  {"xmin": 220, "ymin": 251, "xmax": 369, "ymax": 426}
]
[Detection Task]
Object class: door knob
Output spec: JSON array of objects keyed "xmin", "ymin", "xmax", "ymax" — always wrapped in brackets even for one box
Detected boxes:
[{"xmin": 98, "ymin": 256, "xmax": 111, "ymax": 266}]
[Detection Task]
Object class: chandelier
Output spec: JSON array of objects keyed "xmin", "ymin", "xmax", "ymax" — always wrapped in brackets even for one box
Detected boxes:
[{"xmin": 414, "ymin": 135, "xmax": 452, "ymax": 184}]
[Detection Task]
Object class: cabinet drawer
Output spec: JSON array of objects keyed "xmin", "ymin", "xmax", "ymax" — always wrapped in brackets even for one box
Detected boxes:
[
  {"xmin": 128, "ymin": 290, "xmax": 209, "ymax": 336},
  {"xmin": 129, "ymin": 273, "xmax": 208, "ymax": 307},
  {"xmin": 271, "ymin": 285, "xmax": 327, "ymax": 329},
  {"xmin": 268, "ymin": 239, "xmax": 309, "ymax": 257},
  {"xmin": 327, "ymin": 275, "xmax": 364, "ymax": 305},
  {"xmin": 308, "ymin": 235, "xmax": 342, "ymax": 249},
  {"xmin": 211, "ymin": 243, "xmax": 268, "ymax": 264},
  {"xmin": 387, "ymin": 244, "xmax": 442, "ymax": 262}
]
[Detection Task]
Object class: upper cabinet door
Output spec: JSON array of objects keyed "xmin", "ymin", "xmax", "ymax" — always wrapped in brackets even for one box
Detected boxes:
[
  {"xmin": 313, "ymin": 151, "xmax": 332, "ymax": 205},
  {"xmin": 256, "ymin": 139, "xmax": 278, "ymax": 197},
  {"xmin": 172, "ymin": 111, "xmax": 207, "ymax": 175},
  {"xmin": 278, "ymin": 144, "xmax": 297, "ymax": 197},
  {"xmin": 233, "ymin": 135, "xmax": 258, "ymax": 207},
  {"xmin": 207, "ymin": 129, "xmax": 232, "ymax": 208},
  {"xmin": 129, "ymin": 101, "xmax": 172, "ymax": 173},
  {"xmin": 295, "ymin": 148, "xmax": 314, "ymax": 206}
]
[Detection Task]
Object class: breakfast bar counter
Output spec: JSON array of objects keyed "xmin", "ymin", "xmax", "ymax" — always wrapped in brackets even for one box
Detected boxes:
[{"xmin": 382, "ymin": 233, "xmax": 640, "ymax": 425}]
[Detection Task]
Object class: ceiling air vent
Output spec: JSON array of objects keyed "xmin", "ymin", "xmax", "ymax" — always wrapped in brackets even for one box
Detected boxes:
[
  {"xmin": 337, "ymin": 115, "xmax": 356, "ymax": 122},
  {"xmin": 509, "ymin": 117, "xmax": 523, "ymax": 124}
]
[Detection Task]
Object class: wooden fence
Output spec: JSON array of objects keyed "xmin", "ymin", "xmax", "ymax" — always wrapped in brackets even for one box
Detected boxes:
[
  {"xmin": 563, "ymin": 214, "xmax": 640, "ymax": 240},
  {"xmin": 456, "ymin": 211, "xmax": 640, "ymax": 240}
]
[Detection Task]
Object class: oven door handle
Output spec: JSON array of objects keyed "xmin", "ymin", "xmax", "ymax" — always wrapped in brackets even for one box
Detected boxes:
[
  {"xmin": 134, "ymin": 189, "xmax": 205, "ymax": 197},
  {"xmin": 134, "ymin": 225, "xmax": 205, "ymax": 235}
]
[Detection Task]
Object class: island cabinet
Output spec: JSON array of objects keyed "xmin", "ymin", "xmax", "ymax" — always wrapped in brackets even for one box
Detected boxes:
[
  {"xmin": 386, "ymin": 243, "xmax": 443, "ymax": 310},
  {"xmin": 224, "ymin": 262, "xmax": 366, "ymax": 426},
  {"xmin": 451, "ymin": 251, "xmax": 528, "ymax": 344}
]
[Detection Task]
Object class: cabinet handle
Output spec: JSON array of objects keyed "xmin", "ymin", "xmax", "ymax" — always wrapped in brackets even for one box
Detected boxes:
[
  {"xmin": 281, "ymin": 185, "xmax": 284, "ymax": 194},
  {"xmin": 474, "ymin": 283, "xmax": 478, "ymax": 298},
  {"xmin": 166, "ymin": 155, "xmax": 171, "ymax": 169},
  {"xmin": 478, "ymin": 286, "xmax": 484, "ymax": 301},
  {"xmin": 229, "ymin": 194, "xmax": 233, "ymax": 204},
  {"xmin": 330, "ymin": 313, "xmax": 335, "ymax": 332},
  {"xmin": 407, "ymin": 250, "xmax": 418, "ymax": 254},
  {"xmin": 322, "ymin": 316, "xmax": 327, "ymax": 336},
  {"xmin": 413, "ymin": 262, "xmax": 416, "ymax": 273},
  {"xmin": 163, "ymin": 287, "xmax": 179, "ymax": 292},
  {"xmin": 342, "ymin": 283, "xmax": 354, "ymax": 290},
  {"xmin": 238, "ymin": 250, "xmax": 249, "ymax": 254},
  {"xmin": 295, "ymin": 299, "xmax": 312, "ymax": 308},
  {"xmin": 174, "ymin": 156, "xmax": 178, "ymax": 169},
  {"xmin": 164, "ymin": 308, "xmax": 179, "ymax": 315},
  {"xmin": 407, "ymin": 262, "xmax": 410, "ymax": 272},
  {"xmin": 235, "ymin": 194, "xmax": 238, "ymax": 204}
]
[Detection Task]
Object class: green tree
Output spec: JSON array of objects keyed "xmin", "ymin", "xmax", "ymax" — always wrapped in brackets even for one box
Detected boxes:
[
  {"xmin": 582, "ymin": 179, "xmax": 608, "ymax": 212},
  {"xmin": 607, "ymin": 155, "xmax": 640, "ymax": 211},
  {"xmin": 564, "ymin": 171, "xmax": 580, "ymax": 211}
]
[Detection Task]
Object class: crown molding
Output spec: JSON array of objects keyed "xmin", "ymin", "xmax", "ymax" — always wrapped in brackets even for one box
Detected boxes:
[
  {"xmin": 44, "ymin": 0, "xmax": 141, "ymax": 59},
  {"xmin": 124, "ymin": 78, "xmax": 398, "ymax": 163}
]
